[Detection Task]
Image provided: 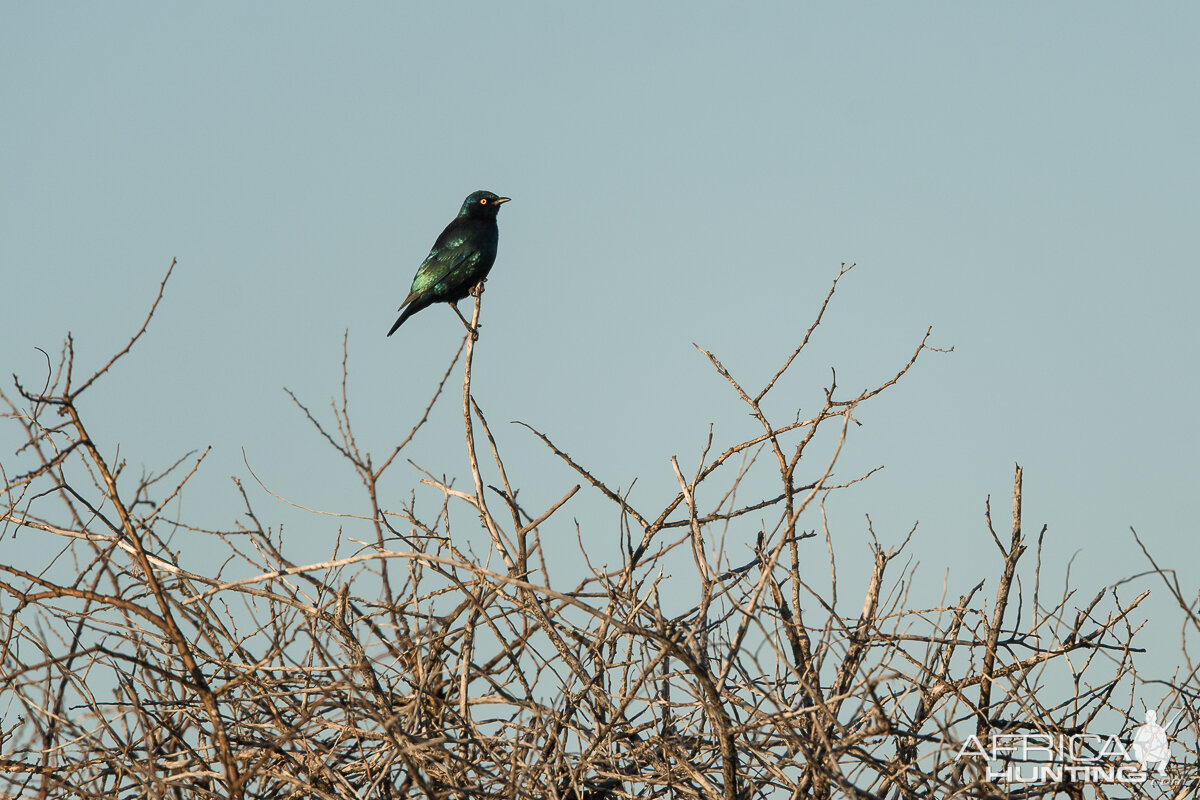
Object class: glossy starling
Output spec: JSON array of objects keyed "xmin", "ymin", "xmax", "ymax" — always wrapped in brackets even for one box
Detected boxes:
[{"xmin": 386, "ymin": 190, "xmax": 511, "ymax": 336}]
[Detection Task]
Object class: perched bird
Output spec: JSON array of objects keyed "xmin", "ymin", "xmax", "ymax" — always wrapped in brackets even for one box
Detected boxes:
[{"xmin": 387, "ymin": 190, "xmax": 511, "ymax": 336}]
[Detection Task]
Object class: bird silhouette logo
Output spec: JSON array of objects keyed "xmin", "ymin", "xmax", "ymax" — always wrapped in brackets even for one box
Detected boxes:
[{"xmin": 1130, "ymin": 709, "xmax": 1174, "ymax": 777}]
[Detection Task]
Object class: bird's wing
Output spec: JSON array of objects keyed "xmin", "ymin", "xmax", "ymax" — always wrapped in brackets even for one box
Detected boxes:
[{"xmin": 406, "ymin": 223, "xmax": 481, "ymax": 298}]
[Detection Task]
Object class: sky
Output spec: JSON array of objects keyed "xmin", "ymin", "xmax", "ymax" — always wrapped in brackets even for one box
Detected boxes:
[{"xmin": 2, "ymin": 4, "xmax": 1198, "ymax": 702}]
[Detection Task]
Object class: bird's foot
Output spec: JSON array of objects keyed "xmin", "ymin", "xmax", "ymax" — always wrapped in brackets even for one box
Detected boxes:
[
  {"xmin": 451, "ymin": 304, "xmax": 480, "ymax": 340},
  {"xmin": 470, "ymin": 279, "xmax": 487, "ymax": 298}
]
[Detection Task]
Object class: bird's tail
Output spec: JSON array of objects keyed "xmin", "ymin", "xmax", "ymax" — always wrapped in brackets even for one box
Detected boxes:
[
  {"xmin": 386, "ymin": 308, "xmax": 411, "ymax": 336},
  {"xmin": 386, "ymin": 301, "xmax": 422, "ymax": 336}
]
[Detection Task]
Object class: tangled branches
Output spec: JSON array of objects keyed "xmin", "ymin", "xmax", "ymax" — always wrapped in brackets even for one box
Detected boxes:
[{"xmin": 1, "ymin": 262, "xmax": 1194, "ymax": 799}]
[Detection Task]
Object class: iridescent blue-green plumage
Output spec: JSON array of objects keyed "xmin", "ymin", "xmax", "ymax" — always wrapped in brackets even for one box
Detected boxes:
[{"xmin": 387, "ymin": 190, "xmax": 511, "ymax": 336}]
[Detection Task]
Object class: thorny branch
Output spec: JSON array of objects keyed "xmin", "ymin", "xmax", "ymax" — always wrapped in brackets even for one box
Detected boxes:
[{"xmin": 1, "ymin": 261, "xmax": 1192, "ymax": 800}]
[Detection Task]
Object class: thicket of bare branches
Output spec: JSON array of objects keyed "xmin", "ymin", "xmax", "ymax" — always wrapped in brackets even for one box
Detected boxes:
[{"xmin": 1, "ymin": 261, "xmax": 1196, "ymax": 800}]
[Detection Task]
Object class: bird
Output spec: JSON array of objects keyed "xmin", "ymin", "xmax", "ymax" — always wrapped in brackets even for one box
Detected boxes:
[{"xmin": 387, "ymin": 190, "xmax": 511, "ymax": 337}]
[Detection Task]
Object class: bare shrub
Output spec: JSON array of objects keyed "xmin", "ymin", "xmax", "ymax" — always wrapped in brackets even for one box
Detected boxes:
[{"xmin": 2, "ymin": 261, "xmax": 1195, "ymax": 799}]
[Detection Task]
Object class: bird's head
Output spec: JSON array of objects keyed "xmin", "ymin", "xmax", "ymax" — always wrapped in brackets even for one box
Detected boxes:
[{"xmin": 459, "ymin": 190, "xmax": 511, "ymax": 219}]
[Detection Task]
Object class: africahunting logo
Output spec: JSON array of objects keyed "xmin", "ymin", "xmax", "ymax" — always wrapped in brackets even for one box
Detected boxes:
[{"xmin": 953, "ymin": 708, "xmax": 1192, "ymax": 786}]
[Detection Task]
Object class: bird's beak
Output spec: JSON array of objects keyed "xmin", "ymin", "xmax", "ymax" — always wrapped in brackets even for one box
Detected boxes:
[{"xmin": 495, "ymin": 197, "xmax": 511, "ymax": 205}]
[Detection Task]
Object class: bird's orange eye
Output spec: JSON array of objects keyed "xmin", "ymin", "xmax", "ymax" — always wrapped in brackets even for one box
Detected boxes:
[{"xmin": 480, "ymin": 198, "xmax": 488, "ymax": 204}]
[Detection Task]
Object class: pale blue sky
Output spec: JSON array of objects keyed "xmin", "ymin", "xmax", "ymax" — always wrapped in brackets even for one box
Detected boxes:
[{"xmin": 3, "ymin": 4, "xmax": 1198, "ymax": 681}]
